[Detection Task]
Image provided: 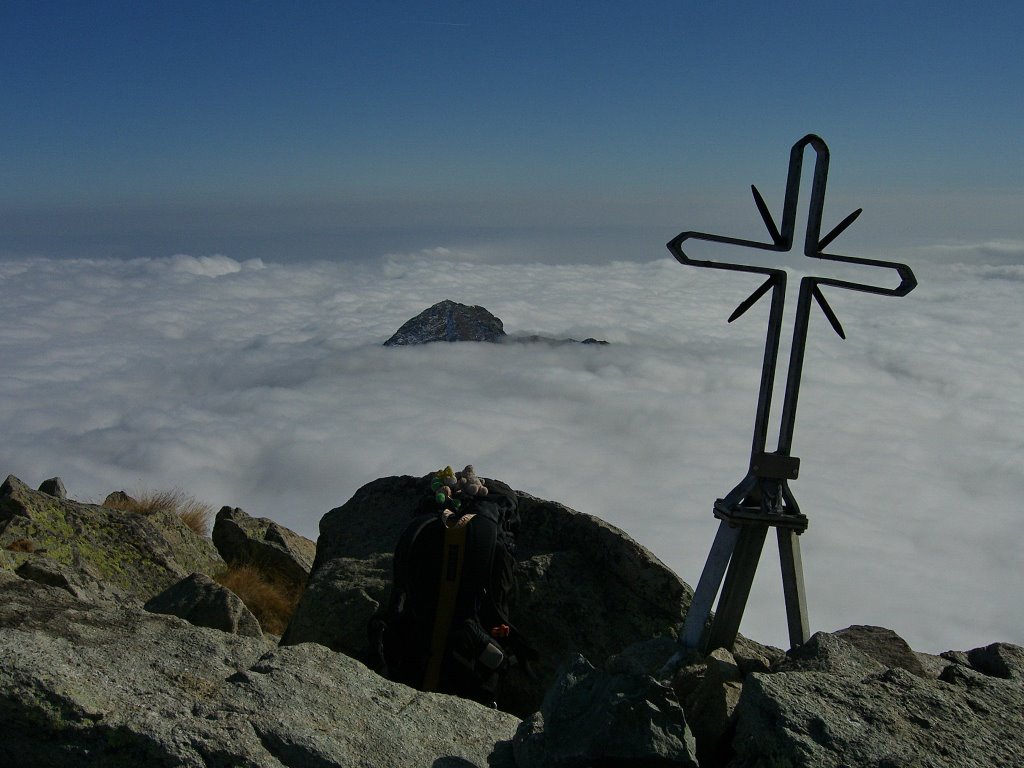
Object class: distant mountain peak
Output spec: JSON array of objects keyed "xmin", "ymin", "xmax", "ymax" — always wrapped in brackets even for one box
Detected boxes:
[
  {"xmin": 383, "ymin": 300, "xmax": 608, "ymax": 347},
  {"xmin": 383, "ymin": 299, "xmax": 506, "ymax": 346}
]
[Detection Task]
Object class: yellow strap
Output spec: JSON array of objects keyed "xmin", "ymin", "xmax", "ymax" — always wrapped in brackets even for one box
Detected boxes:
[{"xmin": 422, "ymin": 514, "xmax": 475, "ymax": 691}]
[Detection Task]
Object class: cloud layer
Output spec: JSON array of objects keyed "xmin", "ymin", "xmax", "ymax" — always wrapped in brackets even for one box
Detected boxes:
[{"xmin": 0, "ymin": 251, "xmax": 1020, "ymax": 653}]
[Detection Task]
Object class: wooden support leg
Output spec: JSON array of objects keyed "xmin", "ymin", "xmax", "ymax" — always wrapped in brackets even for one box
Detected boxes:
[
  {"xmin": 777, "ymin": 528, "xmax": 810, "ymax": 648},
  {"xmin": 706, "ymin": 524, "xmax": 769, "ymax": 652},
  {"xmin": 679, "ymin": 521, "xmax": 742, "ymax": 650}
]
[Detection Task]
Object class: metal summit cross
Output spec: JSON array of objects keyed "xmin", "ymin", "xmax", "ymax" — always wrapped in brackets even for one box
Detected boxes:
[{"xmin": 669, "ymin": 134, "xmax": 917, "ymax": 655}]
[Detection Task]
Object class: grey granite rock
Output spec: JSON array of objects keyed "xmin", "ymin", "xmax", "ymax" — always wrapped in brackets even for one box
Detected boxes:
[
  {"xmin": 15, "ymin": 556, "xmax": 99, "ymax": 600},
  {"xmin": 212, "ymin": 505, "xmax": 315, "ymax": 587},
  {"xmin": 834, "ymin": 624, "xmax": 928, "ymax": 677},
  {"xmin": 775, "ymin": 631, "xmax": 886, "ymax": 677},
  {"xmin": 0, "ymin": 572, "xmax": 518, "ymax": 767},
  {"xmin": 281, "ymin": 475, "xmax": 692, "ymax": 717},
  {"xmin": 673, "ymin": 647, "xmax": 745, "ymax": 767},
  {"xmin": 144, "ymin": 571, "xmax": 263, "ymax": 637},
  {"xmin": 513, "ymin": 654, "xmax": 698, "ymax": 768},
  {"xmin": 37, "ymin": 476, "xmax": 67, "ymax": 499},
  {"xmin": 728, "ymin": 633, "xmax": 1024, "ymax": 768}
]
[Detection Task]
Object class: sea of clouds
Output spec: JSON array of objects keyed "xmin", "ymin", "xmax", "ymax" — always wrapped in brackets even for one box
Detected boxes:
[{"xmin": 0, "ymin": 248, "xmax": 1021, "ymax": 653}]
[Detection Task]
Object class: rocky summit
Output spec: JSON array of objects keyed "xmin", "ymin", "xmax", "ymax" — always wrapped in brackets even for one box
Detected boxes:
[
  {"xmin": 383, "ymin": 299, "xmax": 506, "ymax": 345},
  {"xmin": 383, "ymin": 300, "xmax": 608, "ymax": 346},
  {"xmin": 2, "ymin": 471, "xmax": 1023, "ymax": 767}
]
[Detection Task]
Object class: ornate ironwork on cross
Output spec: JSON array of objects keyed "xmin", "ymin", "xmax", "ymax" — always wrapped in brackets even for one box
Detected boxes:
[{"xmin": 667, "ymin": 134, "xmax": 917, "ymax": 656}]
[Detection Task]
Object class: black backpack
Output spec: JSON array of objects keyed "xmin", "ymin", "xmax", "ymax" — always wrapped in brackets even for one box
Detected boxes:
[{"xmin": 368, "ymin": 478, "xmax": 523, "ymax": 705}]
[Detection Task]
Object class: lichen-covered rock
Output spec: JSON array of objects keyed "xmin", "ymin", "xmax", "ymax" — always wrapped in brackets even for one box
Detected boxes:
[
  {"xmin": 513, "ymin": 654, "xmax": 699, "ymax": 768},
  {"xmin": 212, "ymin": 505, "xmax": 315, "ymax": 587},
  {"xmin": 15, "ymin": 556, "xmax": 100, "ymax": 600},
  {"xmin": 0, "ymin": 474, "xmax": 223, "ymax": 601},
  {"xmin": 0, "ymin": 572, "xmax": 518, "ymax": 767},
  {"xmin": 144, "ymin": 571, "xmax": 262, "ymax": 637},
  {"xmin": 281, "ymin": 475, "xmax": 692, "ymax": 717}
]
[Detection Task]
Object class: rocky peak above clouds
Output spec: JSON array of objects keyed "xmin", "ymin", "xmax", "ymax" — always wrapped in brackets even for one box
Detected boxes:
[{"xmin": 383, "ymin": 299, "xmax": 608, "ymax": 346}]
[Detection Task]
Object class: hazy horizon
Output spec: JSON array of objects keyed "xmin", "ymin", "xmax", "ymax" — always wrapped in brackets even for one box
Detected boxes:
[{"xmin": 3, "ymin": 2, "xmax": 1022, "ymax": 267}]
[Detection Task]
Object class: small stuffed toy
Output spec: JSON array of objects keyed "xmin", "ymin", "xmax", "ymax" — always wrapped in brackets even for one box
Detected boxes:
[
  {"xmin": 457, "ymin": 464, "xmax": 489, "ymax": 497},
  {"xmin": 431, "ymin": 466, "xmax": 459, "ymax": 506}
]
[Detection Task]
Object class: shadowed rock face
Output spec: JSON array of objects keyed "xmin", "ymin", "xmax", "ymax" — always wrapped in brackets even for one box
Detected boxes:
[
  {"xmin": 280, "ymin": 475, "xmax": 693, "ymax": 717},
  {"xmin": 514, "ymin": 654, "xmax": 699, "ymax": 768},
  {"xmin": 144, "ymin": 571, "xmax": 263, "ymax": 637},
  {"xmin": 212, "ymin": 505, "xmax": 316, "ymax": 588},
  {"xmin": 383, "ymin": 299, "xmax": 506, "ymax": 345}
]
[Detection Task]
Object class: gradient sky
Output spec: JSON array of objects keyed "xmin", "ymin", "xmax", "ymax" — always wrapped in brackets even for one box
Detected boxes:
[{"xmin": 2, "ymin": 1, "xmax": 1022, "ymax": 262}]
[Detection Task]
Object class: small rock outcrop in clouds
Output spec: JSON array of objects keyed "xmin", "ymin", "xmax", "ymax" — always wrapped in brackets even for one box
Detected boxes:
[
  {"xmin": 383, "ymin": 299, "xmax": 609, "ymax": 346},
  {"xmin": 384, "ymin": 299, "xmax": 507, "ymax": 345}
]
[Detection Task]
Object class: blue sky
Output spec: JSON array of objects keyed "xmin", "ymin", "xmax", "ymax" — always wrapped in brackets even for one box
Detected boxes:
[{"xmin": 2, "ymin": 1, "xmax": 1022, "ymax": 262}]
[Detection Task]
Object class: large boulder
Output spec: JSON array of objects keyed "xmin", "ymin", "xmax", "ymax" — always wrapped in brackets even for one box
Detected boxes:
[
  {"xmin": 727, "ymin": 630, "xmax": 1024, "ymax": 768},
  {"xmin": 0, "ymin": 570, "xmax": 518, "ymax": 767},
  {"xmin": 144, "ymin": 571, "xmax": 263, "ymax": 637},
  {"xmin": 280, "ymin": 475, "xmax": 693, "ymax": 716},
  {"xmin": 955, "ymin": 642, "xmax": 1024, "ymax": 681},
  {"xmin": 212, "ymin": 505, "xmax": 315, "ymax": 587},
  {"xmin": 37, "ymin": 476, "xmax": 67, "ymax": 499},
  {"xmin": 0, "ymin": 474, "xmax": 224, "ymax": 601}
]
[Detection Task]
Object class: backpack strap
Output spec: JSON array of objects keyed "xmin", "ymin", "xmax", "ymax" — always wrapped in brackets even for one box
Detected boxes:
[{"xmin": 423, "ymin": 513, "xmax": 476, "ymax": 690}]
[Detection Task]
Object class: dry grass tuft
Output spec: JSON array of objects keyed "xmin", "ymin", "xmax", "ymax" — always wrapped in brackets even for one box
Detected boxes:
[
  {"xmin": 5, "ymin": 538, "xmax": 36, "ymax": 553},
  {"xmin": 176, "ymin": 498, "xmax": 214, "ymax": 537},
  {"xmin": 103, "ymin": 488, "xmax": 214, "ymax": 537},
  {"xmin": 214, "ymin": 564, "xmax": 303, "ymax": 636}
]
